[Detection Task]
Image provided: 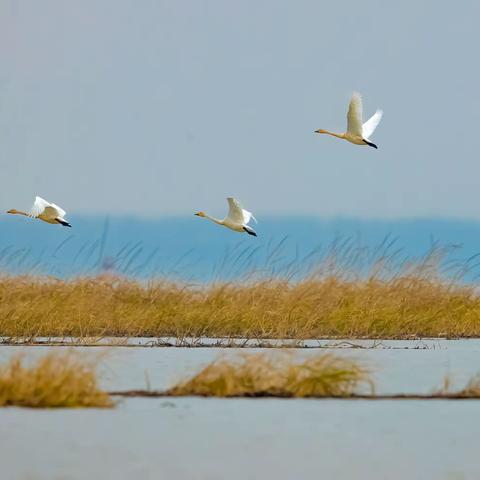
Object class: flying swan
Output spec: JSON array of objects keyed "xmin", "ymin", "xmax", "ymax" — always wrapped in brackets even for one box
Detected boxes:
[
  {"xmin": 195, "ymin": 197, "xmax": 257, "ymax": 236},
  {"xmin": 315, "ymin": 92, "xmax": 383, "ymax": 149},
  {"xmin": 7, "ymin": 196, "xmax": 72, "ymax": 227}
]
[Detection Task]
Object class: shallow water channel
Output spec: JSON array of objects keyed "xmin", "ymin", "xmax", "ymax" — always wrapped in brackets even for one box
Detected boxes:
[{"xmin": 1, "ymin": 340, "xmax": 480, "ymax": 479}]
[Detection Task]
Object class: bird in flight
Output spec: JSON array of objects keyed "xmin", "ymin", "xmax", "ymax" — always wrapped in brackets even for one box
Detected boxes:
[
  {"xmin": 315, "ymin": 92, "xmax": 383, "ymax": 149},
  {"xmin": 7, "ymin": 196, "xmax": 71, "ymax": 227},
  {"xmin": 195, "ymin": 197, "xmax": 257, "ymax": 236}
]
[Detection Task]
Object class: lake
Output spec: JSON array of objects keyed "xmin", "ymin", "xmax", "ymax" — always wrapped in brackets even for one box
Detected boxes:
[
  {"xmin": 2, "ymin": 215, "xmax": 480, "ymax": 280},
  {"xmin": 1, "ymin": 340, "xmax": 480, "ymax": 479}
]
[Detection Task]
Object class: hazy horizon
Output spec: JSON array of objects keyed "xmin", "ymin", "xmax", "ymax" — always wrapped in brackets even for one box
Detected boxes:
[{"xmin": 2, "ymin": 214, "xmax": 480, "ymax": 279}]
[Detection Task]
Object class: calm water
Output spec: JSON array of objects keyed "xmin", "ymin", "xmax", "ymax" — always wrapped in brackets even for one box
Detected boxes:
[
  {"xmin": 1, "ymin": 341, "xmax": 480, "ymax": 479},
  {"xmin": 2, "ymin": 398, "xmax": 479, "ymax": 480},
  {"xmin": 2, "ymin": 215, "xmax": 480, "ymax": 280}
]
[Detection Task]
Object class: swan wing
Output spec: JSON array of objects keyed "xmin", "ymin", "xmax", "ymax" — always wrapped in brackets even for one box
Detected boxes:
[
  {"xmin": 29, "ymin": 196, "xmax": 51, "ymax": 218},
  {"xmin": 49, "ymin": 202, "xmax": 67, "ymax": 218},
  {"xmin": 346, "ymin": 92, "xmax": 363, "ymax": 136},
  {"xmin": 242, "ymin": 209, "xmax": 257, "ymax": 225},
  {"xmin": 226, "ymin": 197, "xmax": 249, "ymax": 225},
  {"xmin": 362, "ymin": 109, "xmax": 383, "ymax": 140},
  {"xmin": 29, "ymin": 196, "xmax": 65, "ymax": 219}
]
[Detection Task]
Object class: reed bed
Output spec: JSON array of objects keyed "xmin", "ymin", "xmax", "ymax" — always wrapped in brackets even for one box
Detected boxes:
[
  {"xmin": 1, "ymin": 274, "xmax": 480, "ymax": 340},
  {"xmin": 0, "ymin": 352, "xmax": 113, "ymax": 408},
  {"xmin": 165, "ymin": 353, "xmax": 372, "ymax": 397},
  {"xmin": 1, "ymin": 246, "xmax": 480, "ymax": 340}
]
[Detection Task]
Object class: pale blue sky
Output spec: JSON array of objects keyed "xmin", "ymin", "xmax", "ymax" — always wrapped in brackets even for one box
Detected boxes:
[{"xmin": 1, "ymin": 0, "xmax": 479, "ymax": 218}]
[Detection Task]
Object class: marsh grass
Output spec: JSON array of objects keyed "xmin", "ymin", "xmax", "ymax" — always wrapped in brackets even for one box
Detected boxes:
[
  {"xmin": 437, "ymin": 374, "xmax": 480, "ymax": 398},
  {"xmin": 459, "ymin": 375, "xmax": 480, "ymax": 396},
  {"xmin": 110, "ymin": 357, "xmax": 480, "ymax": 400},
  {"xmin": 0, "ymin": 352, "xmax": 113, "ymax": 408},
  {"xmin": 165, "ymin": 353, "xmax": 373, "ymax": 397},
  {"xmin": 2, "ymin": 246, "xmax": 480, "ymax": 340}
]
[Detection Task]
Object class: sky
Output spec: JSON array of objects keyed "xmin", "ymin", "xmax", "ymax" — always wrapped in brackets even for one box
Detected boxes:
[{"xmin": 1, "ymin": 0, "xmax": 479, "ymax": 219}]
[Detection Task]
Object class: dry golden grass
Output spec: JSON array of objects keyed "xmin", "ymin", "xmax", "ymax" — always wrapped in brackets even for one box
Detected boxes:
[
  {"xmin": 1, "ymin": 248, "xmax": 480, "ymax": 340},
  {"xmin": 165, "ymin": 353, "xmax": 372, "ymax": 397},
  {"xmin": 460, "ymin": 375, "xmax": 480, "ymax": 396},
  {"xmin": 0, "ymin": 351, "xmax": 113, "ymax": 408},
  {"xmin": 437, "ymin": 374, "xmax": 480, "ymax": 398}
]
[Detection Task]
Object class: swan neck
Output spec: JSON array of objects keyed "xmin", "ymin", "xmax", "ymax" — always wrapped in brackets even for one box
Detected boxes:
[
  {"xmin": 323, "ymin": 130, "xmax": 345, "ymax": 139},
  {"xmin": 9, "ymin": 209, "xmax": 28, "ymax": 217},
  {"xmin": 205, "ymin": 214, "xmax": 223, "ymax": 225}
]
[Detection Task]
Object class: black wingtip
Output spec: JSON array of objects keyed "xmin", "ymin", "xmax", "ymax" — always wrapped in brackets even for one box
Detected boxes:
[
  {"xmin": 243, "ymin": 227, "xmax": 257, "ymax": 237},
  {"xmin": 57, "ymin": 219, "xmax": 72, "ymax": 227},
  {"xmin": 363, "ymin": 139, "xmax": 378, "ymax": 149}
]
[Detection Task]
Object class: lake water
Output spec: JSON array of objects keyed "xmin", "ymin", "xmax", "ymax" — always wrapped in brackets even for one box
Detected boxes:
[
  {"xmin": 1, "ymin": 341, "xmax": 480, "ymax": 479},
  {"xmin": 2, "ymin": 215, "xmax": 480, "ymax": 280}
]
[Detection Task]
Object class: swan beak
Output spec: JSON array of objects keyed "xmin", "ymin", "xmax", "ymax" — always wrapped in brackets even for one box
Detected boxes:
[
  {"xmin": 194, "ymin": 213, "xmax": 200, "ymax": 216},
  {"xmin": 314, "ymin": 129, "xmax": 321, "ymax": 134}
]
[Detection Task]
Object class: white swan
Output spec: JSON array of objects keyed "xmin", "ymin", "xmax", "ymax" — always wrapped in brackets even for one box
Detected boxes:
[
  {"xmin": 195, "ymin": 197, "xmax": 257, "ymax": 236},
  {"xmin": 315, "ymin": 92, "xmax": 383, "ymax": 149},
  {"xmin": 7, "ymin": 196, "xmax": 71, "ymax": 227}
]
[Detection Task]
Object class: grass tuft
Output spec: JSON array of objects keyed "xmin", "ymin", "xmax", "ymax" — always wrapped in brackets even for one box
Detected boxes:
[
  {"xmin": 165, "ymin": 353, "xmax": 373, "ymax": 397},
  {"xmin": 438, "ymin": 373, "xmax": 480, "ymax": 398},
  {"xmin": 0, "ymin": 352, "xmax": 113, "ymax": 408},
  {"xmin": 460, "ymin": 375, "xmax": 480, "ymax": 396}
]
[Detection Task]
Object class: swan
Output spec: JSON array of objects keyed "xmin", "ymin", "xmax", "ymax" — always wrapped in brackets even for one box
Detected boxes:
[
  {"xmin": 7, "ymin": 196, "xmax": 72, "ymax": 227},
  {"xmin": 315, "ymin": 92, "xmax": 383, "ymax": 149},
  {"xmin": 195, "ymin": 197, "xmax": 257, "ymax": 236}
]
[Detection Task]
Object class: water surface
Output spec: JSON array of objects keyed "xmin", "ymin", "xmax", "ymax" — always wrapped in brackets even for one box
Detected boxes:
[{"xmin": 1, "ymin": 341, "xmax": 480, "ymax": 480}]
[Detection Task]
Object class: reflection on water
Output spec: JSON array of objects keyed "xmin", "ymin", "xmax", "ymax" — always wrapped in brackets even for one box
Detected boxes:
[{"xmin": 1, "ymin": 341, "xmax": 480, "ymax": 479}]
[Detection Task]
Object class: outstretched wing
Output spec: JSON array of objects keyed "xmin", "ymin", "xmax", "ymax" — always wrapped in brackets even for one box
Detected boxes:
[
  {"xmin": 29, "ymin": 196, "xmax": 65, "ymax": 219},
  {"xmin": 362, "ymin": 109, "xmax": 383, "ymax": 140},
  {"xmin": 29, "ymin": 196, "xmax": 51, "ymax": 218},
  {"xmin": 49, "ymin": 201, "xmax": 66, "ymax": 218},
  {"xmin": 242, "ymin": 209, "xmax": 257, "ymax": 225},
  {"xmin": 346, "ymin": 92, "xmax": 363, "ymax": 136},
  {"xmin": 226, "ymin": 197, "xmax": 255, "ymax": 225}
]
